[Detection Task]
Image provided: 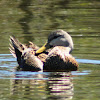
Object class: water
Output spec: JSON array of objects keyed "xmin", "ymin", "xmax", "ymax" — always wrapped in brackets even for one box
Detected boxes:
[{"xmin": 0, "ymin": 0, "xmax": 100, "ymax": 100}]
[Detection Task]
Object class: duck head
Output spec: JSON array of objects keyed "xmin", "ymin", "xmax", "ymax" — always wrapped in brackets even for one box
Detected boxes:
[{"xmin": 36, "ymin": 29, "xmax": 74, "ymax": 54}]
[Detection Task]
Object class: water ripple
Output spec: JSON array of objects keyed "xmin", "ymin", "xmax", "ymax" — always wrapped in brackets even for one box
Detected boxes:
[{"xmin": 76, "ymin": 59, "xmax": 100, "ymax": 64}]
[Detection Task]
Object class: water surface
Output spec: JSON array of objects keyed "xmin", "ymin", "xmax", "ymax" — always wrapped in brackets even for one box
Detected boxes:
[{"xmin": 0, "ymin": 0, "xmax": 100, "ymax": 100}]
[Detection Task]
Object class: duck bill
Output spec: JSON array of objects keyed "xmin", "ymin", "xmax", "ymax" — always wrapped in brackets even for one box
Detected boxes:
[{"xmin": 36, "ymin": 42, "xmax": 48, "ymax": 54}]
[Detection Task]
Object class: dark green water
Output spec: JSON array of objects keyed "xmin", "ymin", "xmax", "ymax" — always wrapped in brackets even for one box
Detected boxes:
[{"xmin": 0, "ymin": 0, "xmax": 100, "ymax": 100}]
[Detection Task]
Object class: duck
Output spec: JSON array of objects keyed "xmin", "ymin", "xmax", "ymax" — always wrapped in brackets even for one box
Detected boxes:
[{"xmin": 9, "ymin": 29, "xmax": 78, "ymax": 72}]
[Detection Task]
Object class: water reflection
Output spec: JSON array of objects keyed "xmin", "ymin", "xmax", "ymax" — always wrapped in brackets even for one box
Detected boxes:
[
  {"xmin": 10, "ymin": 72, "xmax": 47, "ymax": 99},
  {"xmin": 18, "ymin": 0, "xmax": 34, "ymax": 42},
  {"xmin": 18, "ymin": 0, "xmax": 33, "ymax": 34},
  {"xmin": 10, "ymin": 72, "xmax": 73, "ymax": 100},
  {"xmin": 47, "ymin": 72, "xmax": 73, "ymax": 100}
]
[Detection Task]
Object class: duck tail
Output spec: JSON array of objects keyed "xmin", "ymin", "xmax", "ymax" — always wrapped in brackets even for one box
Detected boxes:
[{"xmin": 9, "ymin": 36, "xmax": 26, "ymax": 65}]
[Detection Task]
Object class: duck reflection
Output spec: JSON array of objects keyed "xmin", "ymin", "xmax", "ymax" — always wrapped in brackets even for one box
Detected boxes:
[
  {"xmin": 10, "ymin": 72, "xmax": 74, "ymax": 100},
  {"xmin": 47, "ymin": 72, "xmax": 73, "ymax": 100},
  {"xmin": 10, "ymin": 72, "xmax": 47, "ymax": 99}
]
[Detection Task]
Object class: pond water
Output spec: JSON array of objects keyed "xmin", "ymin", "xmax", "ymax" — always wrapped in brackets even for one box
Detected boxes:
[{"xmin": 0, "ymin": 0, "xmax": 100, "ymax": 100}]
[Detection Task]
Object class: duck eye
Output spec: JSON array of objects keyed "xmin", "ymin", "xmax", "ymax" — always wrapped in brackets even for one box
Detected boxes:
[
  {"xmin": 53, "ymin": 35, "xmax": 61, "ymax": 39},
  {"xmin": 48, "ymin": 34, "xmax": 61, "ymax": 42}
]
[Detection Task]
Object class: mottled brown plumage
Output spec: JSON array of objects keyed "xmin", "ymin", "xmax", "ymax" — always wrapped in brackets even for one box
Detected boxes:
[
  {"xmin": 9, "ymin": 36, "xmax": 46, "ymax": 71},
  {"xmin": 43, "ymin": 46, "xmax": 78, "ymax": 71},
  {"xmin": 9, "ymin": 29, "xmax": 79, "ymax": 72}
]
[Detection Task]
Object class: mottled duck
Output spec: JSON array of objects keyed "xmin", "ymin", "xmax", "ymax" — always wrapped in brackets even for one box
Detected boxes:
[{"xmin": 9, "ymin": 29, "xmax": 78, "ymax": 72}]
